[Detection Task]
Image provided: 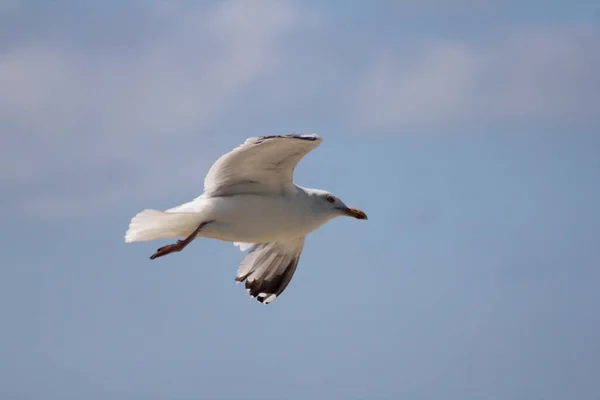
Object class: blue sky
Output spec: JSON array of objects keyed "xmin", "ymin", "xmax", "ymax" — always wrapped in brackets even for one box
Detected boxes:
[{"xmin": 1, "ymin": 1, "xmax": 599, "ymax": 399}]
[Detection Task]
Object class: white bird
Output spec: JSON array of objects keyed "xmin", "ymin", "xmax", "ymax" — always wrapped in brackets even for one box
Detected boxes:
[{"xmin": 124, "ymin": 134, "xmax": 367, "ymax": 304}]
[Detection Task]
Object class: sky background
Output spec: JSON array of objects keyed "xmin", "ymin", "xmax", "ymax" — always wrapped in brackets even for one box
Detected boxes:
[{"xmin": 1, "ymin": 1, "xmax": 599, "ymax": 399}]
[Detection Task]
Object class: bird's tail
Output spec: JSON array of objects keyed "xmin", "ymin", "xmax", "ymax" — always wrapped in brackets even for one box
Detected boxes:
[{"xmin": 124, "ymin": 209, "xmax": 204, "ymax": 243}]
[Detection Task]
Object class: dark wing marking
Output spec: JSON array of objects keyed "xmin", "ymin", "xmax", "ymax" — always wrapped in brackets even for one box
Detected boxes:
[{"xmin": 235, "ymin": 237, "xmax": 306, "ymax": 304}]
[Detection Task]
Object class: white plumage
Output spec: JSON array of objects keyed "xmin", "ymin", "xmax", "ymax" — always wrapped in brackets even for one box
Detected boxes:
[{"xmin": 125, "ymin": 134, "xmax": 367, "ymax": 304}]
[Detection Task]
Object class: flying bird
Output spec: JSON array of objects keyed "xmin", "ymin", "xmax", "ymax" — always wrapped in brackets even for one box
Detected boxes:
[{"xmin": 124, "ymin": 134, "xmax": 367, "ymax": 304}]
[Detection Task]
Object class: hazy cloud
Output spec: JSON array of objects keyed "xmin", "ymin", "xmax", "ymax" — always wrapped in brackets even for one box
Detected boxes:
[
  {"xmin": 354, "ymin": 24, "xmax": 600, "ymax": 128},
  {"xmin": 2, "ymin": 2, "xmax": 598, "ymax": 218},
  {"xmin": 0, "ymin": 0, "xmax": 300, "ymax": 215}
]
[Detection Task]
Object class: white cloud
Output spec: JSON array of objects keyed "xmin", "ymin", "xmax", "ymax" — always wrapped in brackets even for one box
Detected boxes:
[
  {"xmin": 354, "ymin": 24, "xmax": 600, "ymax": 128},
  {"xmin": 0, "ymin": 0, "xmax": 300, "ymax": 216}
]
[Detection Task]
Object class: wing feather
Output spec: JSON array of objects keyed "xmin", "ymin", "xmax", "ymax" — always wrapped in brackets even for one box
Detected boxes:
[
  {"xmin": 203, "ymin": 134, "xmax": 322, "ymax": 197},
  {"xmin": 235, "ymin": 237, "xmax": 306, "ymax": 304}
]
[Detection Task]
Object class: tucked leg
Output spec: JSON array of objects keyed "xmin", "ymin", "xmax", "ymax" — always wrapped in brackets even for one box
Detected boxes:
[{"xmin": 150, "ymin": 221, "xmax": 211, "ymax": 260}]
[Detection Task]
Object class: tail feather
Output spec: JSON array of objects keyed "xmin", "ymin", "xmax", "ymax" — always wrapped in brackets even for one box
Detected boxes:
[{"xmin": 124, "ymin": 209, "xmax": 204, "ymax": 243}]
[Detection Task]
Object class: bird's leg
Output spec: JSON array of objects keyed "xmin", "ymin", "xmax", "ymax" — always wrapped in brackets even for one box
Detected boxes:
[{"xmin": 150, "ymin": 221, "xmax": 212, "ymax": 260}]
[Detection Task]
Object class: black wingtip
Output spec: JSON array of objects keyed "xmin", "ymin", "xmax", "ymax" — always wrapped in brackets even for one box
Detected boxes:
[{"xmin": 256, "ymin": 134, "xmax": 321, "ymax": 143}]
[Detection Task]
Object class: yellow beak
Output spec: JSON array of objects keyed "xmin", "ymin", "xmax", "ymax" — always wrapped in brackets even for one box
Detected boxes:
[{"xmin": 344, "ymin": 207, "xmax": 368, "ymax": 220}]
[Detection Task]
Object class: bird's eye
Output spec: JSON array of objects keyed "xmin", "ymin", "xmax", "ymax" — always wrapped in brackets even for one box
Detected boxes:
[{"xmin": 326, "ymin": 196, "xmax": 335, "ymax": 203}]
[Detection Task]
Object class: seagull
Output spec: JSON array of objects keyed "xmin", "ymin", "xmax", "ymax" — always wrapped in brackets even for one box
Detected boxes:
[{"xmin": 124, "ymin": 134, "xmax": 367, "ymax": 304}]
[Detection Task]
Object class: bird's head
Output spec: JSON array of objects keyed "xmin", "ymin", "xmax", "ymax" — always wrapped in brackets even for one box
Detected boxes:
[{"xmin": 310, "ymin": 190, "xmax": 368, "ymax": 221}]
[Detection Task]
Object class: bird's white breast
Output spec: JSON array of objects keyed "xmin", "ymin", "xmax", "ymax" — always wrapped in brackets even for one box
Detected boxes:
[{"xmin": 197, "ymin": 193, "xmax": 326, "ymax": 243}]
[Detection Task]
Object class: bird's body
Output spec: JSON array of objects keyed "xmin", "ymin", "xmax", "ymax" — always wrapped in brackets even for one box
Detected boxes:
[
  {"xmin": 125, "ymin": 134, "xmax": 367, "ymax": 304},
  {"xmin": 178, "ymin": 193, "xmax": 319, "ymax": 243},
  {"xmin": 131, "ymin": 189, "xmax": 334, "ymax": 244}
]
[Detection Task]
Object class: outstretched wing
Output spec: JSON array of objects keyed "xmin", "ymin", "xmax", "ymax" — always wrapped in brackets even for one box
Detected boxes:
[
  {"xmin": 235, "ymin": 237, "xmax": 306, "ymax": 304},
  {"xmin": 203, "ymin": 134, "xmax": 322, "ymax": 197}
]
